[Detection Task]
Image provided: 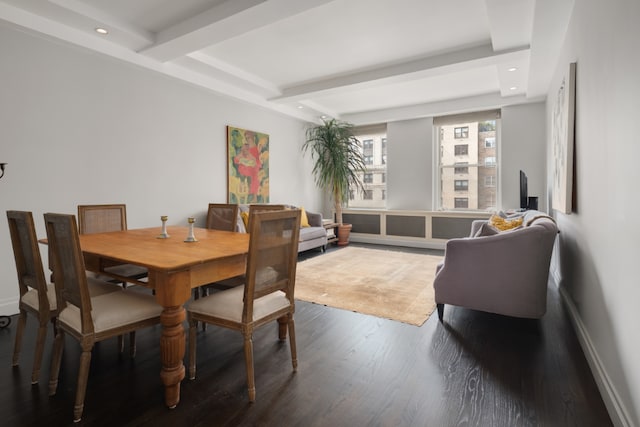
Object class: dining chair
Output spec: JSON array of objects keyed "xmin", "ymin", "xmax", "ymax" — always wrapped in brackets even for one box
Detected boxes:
[
  {"xmin": 77, "ymin": 204, "xmax": 148, "ymax": 286},
  {"xmin": 187, "ymin": 209, "xmax": 301, "ymax": 402},
  {"xmin": 247, "ymin": 204, "xmax": 286, "ymax": 229},
  {"xmin": 206, "ymin": 203, "xmax": 239, "ymax": 232},
  {"xmin": 6, "ymin": 210, "xmax": 121, "ymax": 385},
  {"xmin": 197, "ymin": 203, "xmax": 241, "ymax": 302},
  {"xmin": 44, "ymin": 213, "xmax": 163, "ymax": 423}
]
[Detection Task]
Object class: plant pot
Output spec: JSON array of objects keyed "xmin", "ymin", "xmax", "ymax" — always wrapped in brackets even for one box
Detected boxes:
[{"xmin": 337, "ymin": 223, "xmax": 352, "ymax": 246}]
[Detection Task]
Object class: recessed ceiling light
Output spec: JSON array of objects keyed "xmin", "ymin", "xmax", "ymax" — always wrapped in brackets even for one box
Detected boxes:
[
  {"xmin": 510, "ymin": 86, "xmax": 518, "ymax": 91},
  {"xmin": 95, "ymin": 27, "xmax": 108, "ymax": 35},
  {"xmin": 297, "ymin": 105, "xmax": 304, "ymax": 109},
  {"xmin": 508, "ymin": 67, "xmax": 517, "ymax": 72}
]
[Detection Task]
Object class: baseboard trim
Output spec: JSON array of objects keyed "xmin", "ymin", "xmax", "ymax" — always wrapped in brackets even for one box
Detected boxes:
[
  {"xmin": 557, "ymin": 286, "xmax": 634, "ymax": 427},
  {"xmin": 349, "ymin": 234, "xmax": 446, "ymax": 250}
]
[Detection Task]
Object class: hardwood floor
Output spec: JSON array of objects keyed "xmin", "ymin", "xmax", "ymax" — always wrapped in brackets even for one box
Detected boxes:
[{"xmin": 0, "ymin": 244, "xmax": 611, "ymax": 426}]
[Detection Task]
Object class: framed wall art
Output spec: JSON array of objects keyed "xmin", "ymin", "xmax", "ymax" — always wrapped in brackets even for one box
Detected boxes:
[
  {"xmin": 227, "ymin": 126, "xmax": 269, "ymax": 204},
  {"xmin": 551, "ymin": 62, "xmax": 576, "ymax": 214}
]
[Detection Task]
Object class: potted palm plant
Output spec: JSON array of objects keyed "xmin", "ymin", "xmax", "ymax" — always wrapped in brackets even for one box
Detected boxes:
[{"xmin": 303, "ymin": 118, "xmax": 366, "ymax": 245}]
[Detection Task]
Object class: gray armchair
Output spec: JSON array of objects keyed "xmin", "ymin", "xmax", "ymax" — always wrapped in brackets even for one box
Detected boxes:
[{"xmin": 433, "ymin": 210, "xmax": 558, "ymax": 321}]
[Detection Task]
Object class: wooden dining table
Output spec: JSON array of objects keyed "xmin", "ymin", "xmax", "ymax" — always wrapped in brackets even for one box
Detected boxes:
[{"xmin": 77, "ymin": 225, "xmax": 250, "ymax": 409}]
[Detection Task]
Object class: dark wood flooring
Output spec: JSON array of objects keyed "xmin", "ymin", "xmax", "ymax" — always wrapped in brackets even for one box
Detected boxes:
[{"xmin": 0, "ymin": 244, "xmax": 612, "ymax": 426}]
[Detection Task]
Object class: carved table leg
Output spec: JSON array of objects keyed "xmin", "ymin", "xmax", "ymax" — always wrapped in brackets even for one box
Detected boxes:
[{"xmin": 159, "ymin": 306, "xmax": 186, "ymax": 408}]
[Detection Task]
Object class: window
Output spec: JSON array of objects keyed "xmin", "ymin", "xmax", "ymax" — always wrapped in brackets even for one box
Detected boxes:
[
  {"xmin": 435, "ymin": 111, "xmax": 500, "ymax": 211},
  {"xmin": 349, "ymin": 125, "xmax": 387, "ymax": 208},
  {"xmin": 454, "ymin": 162, "xmax": 468, "ymax": 174},
  {"xmin": 381, "ymin": 138, "xmax": 387, "ymax": 164},
  {"xmin": 454, "ymin": 145, "xmax": 468, "ymax": 156},
  {"xmin": 454, "ymin": 198, "xmax": 469, "ymax": 208},
  {"xmin": 454, "ymin": 180, "xmax": 469, "ymax": 191},
  {"xmin": 454, "ymin": 126, "xmax": 469, "ymax": 138},
  {"xmin": 363, "ymin": 139, "xmax": 374, "ymax": 157}
]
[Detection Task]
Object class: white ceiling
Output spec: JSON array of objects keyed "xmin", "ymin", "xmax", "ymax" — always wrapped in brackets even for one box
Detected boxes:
[{"xmin": 0, "ymin": 0, "xmax": 575, "ymax": 124}]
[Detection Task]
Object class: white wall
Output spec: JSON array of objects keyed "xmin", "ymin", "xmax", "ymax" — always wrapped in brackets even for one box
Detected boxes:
[
  {"xmin": 501, "ymin": 103, "xmax": 547, "ymax": 211},
  {"xmin": 0, "ymin": 22, "xmax": 320, "ymax": 315},
  {"xmin": 547, "ymin": 0, "xmax": 640, "ymax": 425}
]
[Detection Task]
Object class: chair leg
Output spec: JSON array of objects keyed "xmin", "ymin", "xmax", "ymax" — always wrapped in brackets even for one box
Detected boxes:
[
  {"xmin": 287, "ymin": 314, "xmax": 298, "ymax": 372},
  {"xmin": 48, "ymin": 328, "xmax": 65, "ymax": 396},
  {"xmin": 188, "ymin": 317, "xmax": 197, "ymax": 380},
  {"xmin": 31, "ymin": 321, "xmax": 49, "ymax": 384},
  {"xmin": 73, "ymin": 346, "xmax": 93, "ymax": 423},
  {"xmin": 277, "ymin": 316, "xmax": 288, "ymax": 341},
  {"xmin": 437, "ymin": 303, "xmax": 444, "ymax": 322},
  {"xmin": 192, "ymin": 289, "xmax": 208, "ymax": 332},
  {"xmin": 117, "ymin": 335, "xmax": 125, "ymax": 353},
  {"xmin": 243, "ymin": 333, "xmax": 256, "ymax": 402},
  {"xmin": 51, "ymin": 316, "xmax": 58, "ymax": 337},
  {"xmin": 129, "ymin": 331, "xmax": 136, "ymax": 358},
  {"xmin": 12, "ymin": 309, "xmax": 27, "ymax": 367}
]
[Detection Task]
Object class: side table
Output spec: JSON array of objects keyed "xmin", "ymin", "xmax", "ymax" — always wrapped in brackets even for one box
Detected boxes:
[{"xmin": 323, "ymin": 222, "xmax": 339, "ymax": 246}]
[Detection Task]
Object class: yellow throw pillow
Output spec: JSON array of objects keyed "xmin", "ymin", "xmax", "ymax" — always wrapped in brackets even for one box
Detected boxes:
[
  {"xmin": 300, "ymin": 207, "xmax": 310, "ymax": 228},
  {"xmin": 240, "ymin": 211, "xmax": 249, "ymax": 230},
  {"xmin": 489, "ymin": 214, "xmax": 523, "ymax": 231}
]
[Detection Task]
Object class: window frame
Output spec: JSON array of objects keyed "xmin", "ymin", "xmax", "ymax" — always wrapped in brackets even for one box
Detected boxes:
[
  {"xmin": 454, "ymin": 197, "xmax": 469, "ymax": 208},
  {"xmin": 454, "ymin": 126, "xmax": 469, "ymax": 138},
  {"xmin": 454, "ymin": 179, "xmax": 469, "ymax": 191},
  {"xmin": 454, "ymin": 144, "xmax": 468, "ymax": 156}
]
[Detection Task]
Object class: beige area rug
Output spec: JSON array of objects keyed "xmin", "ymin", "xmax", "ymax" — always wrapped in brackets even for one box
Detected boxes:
[{"xmin": 294, "ymin": 246, "xmax": 442, "ymax": 326}]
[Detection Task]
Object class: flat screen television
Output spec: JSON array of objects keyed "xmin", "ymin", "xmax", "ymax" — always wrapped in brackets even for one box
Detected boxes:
[{"xmin": 519, "ymin": 170, "xmax": 528, "ymax": 210}]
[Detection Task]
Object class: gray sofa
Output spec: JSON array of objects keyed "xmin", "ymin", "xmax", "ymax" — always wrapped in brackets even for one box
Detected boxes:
[
  {"xmin": 236, "ymin": 205, "xmax": 327, "ymax": 253},
  {"xmin": 433, "ymin": 210, "xmax": 558, "ymax": 321},
  {"xmin": 297, "ymin": 210, "xmax": 328, "ymax": 252}
]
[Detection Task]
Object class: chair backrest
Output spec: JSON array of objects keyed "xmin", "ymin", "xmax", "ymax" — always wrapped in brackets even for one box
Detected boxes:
[
  {"xmin": 243, "ymin": 209, "xmax": 301, "ymax": 322},
  {"xmin": 77, "ymin": 204, "xmax": 127, "ymax": 234},
  {"xmin": 6, "ymin": 210, "xmax": 51, "ymax": 314},
  {"xmin": 206, "ymin": 203, "xmax": 239, "ymax": 232},
  {"xmin": 44, "ymin": 213, "xmax": 94, "ymax": 334},
  {"xmin": 247, "ymin": 204, "xmax": 286, "ymax": 231}
]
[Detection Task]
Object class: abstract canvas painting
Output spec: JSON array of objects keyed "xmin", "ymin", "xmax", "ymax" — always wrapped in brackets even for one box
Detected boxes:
[
  {"xmin": 227, "ymin": 126, "xmax": 269, "ymax": 204},
  {"xmin": 552, "ymin": 62, "xmax": 576, "ymax": 214}
]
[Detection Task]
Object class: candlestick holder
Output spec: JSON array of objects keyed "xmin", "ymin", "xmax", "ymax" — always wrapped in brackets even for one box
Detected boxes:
[
  {"xmin": 157, "ymin": 216, "xmax": 170, "ymax": 239},
  {"xmin": 184, "ymin": 217, "xmax": 198, "ymax": 242}
]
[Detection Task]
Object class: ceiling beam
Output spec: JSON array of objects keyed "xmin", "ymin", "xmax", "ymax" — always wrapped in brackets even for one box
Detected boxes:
[
  {"xmin": 187, "ymin": 51, "xmax": 281, "ymax": 96},
  {"xmin": 139, "ymin": 0, "xmax": 336, "ymax": 62},
  {"xmin": 484, "ymin": 0, "xmax": 535, "ymax": 51},
  {"xmin": 269, "ymin": 44, "xmax": 530, "ymax": 104},
  {"xmin": 48, "ymin": 0, "xmax": 154, "ymax": 47},
  {"xmin": 527, "ymin": 0, "xmax": 575, "ymax": 98},
  {"xmin": 342, "ymin": 92, "xmax": 545, "ymax": 126}
]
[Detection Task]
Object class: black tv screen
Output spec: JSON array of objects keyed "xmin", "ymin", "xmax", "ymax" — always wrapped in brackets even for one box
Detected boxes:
[{"xmin": 520, "ymin": 170, "xmax": 528, "ymax": 209}]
